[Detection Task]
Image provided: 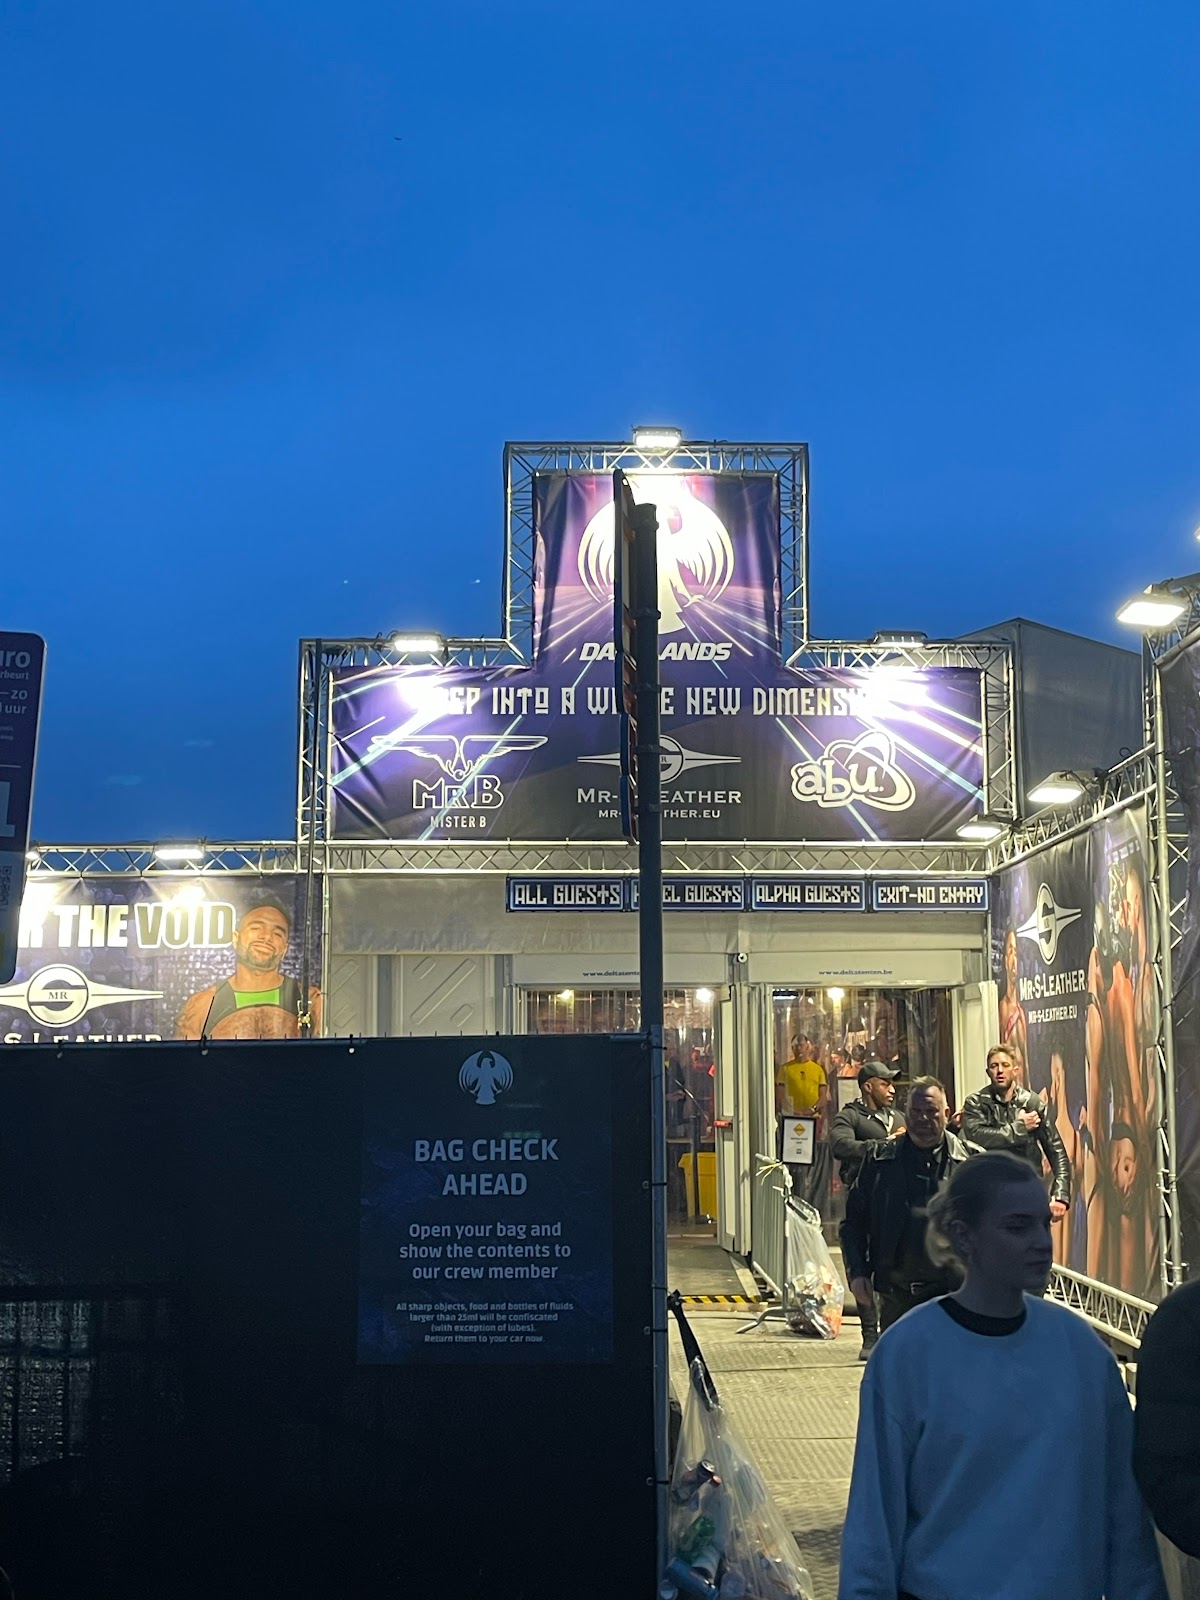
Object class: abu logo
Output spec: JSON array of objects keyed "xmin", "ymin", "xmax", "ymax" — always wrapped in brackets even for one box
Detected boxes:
[
  {"xmin": 1017, "ymin": 884, "xmax": 1083, "ymax": 966},
  {"xmin": 790, "ymin": 731, "xmax": 915, "ymax": 813},
  {"xmin": 578, "ymin": 641, "xmax": 733, "ymax": 663},
  {"xmin": 458, "ymin": 1049, "xmax": 514, "ymax": 1105},
  {"xmin": 0, "ymin": 963, "xmax": 163, "ymax": 1026}
]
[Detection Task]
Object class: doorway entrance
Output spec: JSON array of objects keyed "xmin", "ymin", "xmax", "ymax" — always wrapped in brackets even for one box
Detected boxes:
[
  {"xmin": 771, "ymin": 984, "xmax": 957, "ymax": 1234},
  {"xmin": 523, "ymin": 985, "xmax": 720, "ymax": 1232}
]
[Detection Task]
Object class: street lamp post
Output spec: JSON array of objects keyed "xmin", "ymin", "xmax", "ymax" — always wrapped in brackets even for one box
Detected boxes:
[{"xmin": 1115, "ymin": 573, "xmax": 1200, "ymax": 1291}]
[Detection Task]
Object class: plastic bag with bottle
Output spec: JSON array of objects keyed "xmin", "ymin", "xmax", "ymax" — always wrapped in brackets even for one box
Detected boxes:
[
  {"xmin": 662, "ymin": 1343, "xmax": 815, "ymax": 1600},
  {"xmin": 783, "ymin": 1197, "xmax": 844, "ymax": 1340}
]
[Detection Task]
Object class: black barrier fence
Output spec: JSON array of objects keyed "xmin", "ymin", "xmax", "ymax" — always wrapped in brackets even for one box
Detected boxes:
[{"xmin": 0, "ymin": 1035, "xmax": 655, "ymax": 1599}]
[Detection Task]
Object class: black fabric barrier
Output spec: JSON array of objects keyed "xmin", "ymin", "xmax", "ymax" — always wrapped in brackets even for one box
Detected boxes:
[{"xmin": 0, "ymin": 1035, "xmax": 656, "ymax": 1599}]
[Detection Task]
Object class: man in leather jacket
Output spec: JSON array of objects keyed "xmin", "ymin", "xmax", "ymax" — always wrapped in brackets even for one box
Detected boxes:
[
  {"xmin": 961, "ymin": 1045, "xmax": 1071, "ymax": 1216},
  {"xmin": 841, "ymin": 1077, "xmax": 969, "ymax": 1344},
  {"xmin": 830, "ymin": 1060, "xmax": 905, "ymax": 1186},
  {"xmin": 831, "ymin": 1060, "xmax": 905, "ymax": 1358}
]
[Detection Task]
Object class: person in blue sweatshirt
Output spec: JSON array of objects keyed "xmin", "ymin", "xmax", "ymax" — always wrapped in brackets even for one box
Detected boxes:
[{"xmin": 838, "ymin": 1150, "xmax": 1166, "ymax": 1600}]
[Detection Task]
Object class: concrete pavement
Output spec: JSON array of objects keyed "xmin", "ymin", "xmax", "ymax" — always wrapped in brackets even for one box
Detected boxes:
[
  {"xmin": 667, "ymin": 1237, "xmax": 863, "ymax": 1600},
  {"xmin": 667, "ymin": 1239, "xmax": 1200, "ymax": 1600}
]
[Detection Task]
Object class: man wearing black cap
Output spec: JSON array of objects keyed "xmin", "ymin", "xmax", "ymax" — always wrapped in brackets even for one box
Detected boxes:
[{"xmin": 831, "ymin": 1060, "xmax": 905, "ymax": 1357}]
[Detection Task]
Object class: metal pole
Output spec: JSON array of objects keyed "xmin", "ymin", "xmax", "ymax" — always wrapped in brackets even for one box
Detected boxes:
[
  {"xmin": 1151, "ymin": 658, "xmax": 1183, "ymax": 1288},
  {"xmin": 632, "ymin": 502, "xmax": 668, "ymax": 1577},
  {"xmin": 299, "ymin": 638, "xmax": 322, "ymax": 1039},
  {"xmin": 689, "ymin": 1110, "xmax": 702, "ymax": 1222}
]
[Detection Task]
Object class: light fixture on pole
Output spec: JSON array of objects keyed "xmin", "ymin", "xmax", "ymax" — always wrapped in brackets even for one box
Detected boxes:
[
  {"xmin": 154, "ymin": 843, "xmax": 205, "ymax": 864},
  {"xmin": 1115, "ymin": 586, "xmax": 1190, "ymax": 630},
  {"xmin": 1027, "ymin": 771, "xmax": 1086, "ymax": 808},
  {"xmin": 632, "ymin": 425, "xmax": 683, "ymax": 454},
  {"xmin": 955, "ymin": 815, "xmax": 1008, "ymax": 843},
  {"xmin": 871, "ymin": 630, "xmax": 928, "ymax": 647},
  {"xmin": 390, "ymin": 632, "xmax": 448, "ymax": 659}
]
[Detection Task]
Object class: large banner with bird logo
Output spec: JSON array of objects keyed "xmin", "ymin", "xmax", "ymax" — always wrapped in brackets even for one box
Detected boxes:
[{"xmin": 329, "ymin": 473, "xmax": 984, "ymax": 842}]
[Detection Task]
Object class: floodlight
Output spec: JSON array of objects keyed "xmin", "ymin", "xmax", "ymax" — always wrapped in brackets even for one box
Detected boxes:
[
  {"xmin": 632, "ymin": 425, "xmax": 683, "ymax": 453},
  {"xmin": 391, "ymin": 632, "xmax": 447, "ymax": 656},
  {"xmin": 556, "ymin": 989, "xmax": 574, "ymax": 1001},
  {"xmin": 1027, "ymin": 772, "xmax": 1086, "ymax": 807},
  {"xmin": 826, "ymin": 987, "xmax": 845, "ymax": 1002},
  {"xmin": 871, "ymin": 631, "xmax": 928, "ymax": 646},
  {"xmin": 25, "ymin": 850, "xmax": 40, "ymax": 864},
  {"xmin": 695, "ymin": 987, "xmax": 714, "ymax": 1004},
  {"xmin": 1115, "ymin": 587, "xmax": 1188, "ymax": 629},
  {"xmin": 154, "ymin": 844, "xmax": 205, "ymax": 863},
  {"xmin": 956, "ymin": 817, "xmax": 1008, "ymax": 842}
]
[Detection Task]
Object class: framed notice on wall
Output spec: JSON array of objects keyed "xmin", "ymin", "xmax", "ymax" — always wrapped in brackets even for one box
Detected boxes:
[{"xmin": 780, "ymin": 1116, "xmax": 816, "ymax": 1166}]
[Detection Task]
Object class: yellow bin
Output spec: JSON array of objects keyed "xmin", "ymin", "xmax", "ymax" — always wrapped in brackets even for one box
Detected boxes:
[{"xmin": 678, "ymin": 1152, "xmax": 718, "ymax": 1221}]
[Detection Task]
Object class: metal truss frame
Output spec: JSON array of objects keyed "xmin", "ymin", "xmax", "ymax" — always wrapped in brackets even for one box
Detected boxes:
[
  {"xmin": 313, "ymin": 839, "xmax": 988, "ymax": 875},
  {"xmin": 991, "ymin": 749, "xmax": 1155, "ymax": 867},
  {"xmin": 1144, "ymin": 616, "xmax": 1200, "ymax": 1287},
  {"xmin": 791, "ymin": 638, "xmax": 1016, "ymax": 824},
  {"xmin": 25, "ymin": 840, "xmax": 989, "ymax": 880},
  {"xmin": 294, "ymin": 635, "xmax": 1009, "ymax": 864},
  {"xmin": 502, "ymin": 440, "xmax": 810, "ymax": 661},
  {"xmin": 294, "ymin": 441, "xmax": 1007, "ymax": 859},
  {"xmin": 25, "ymin": 845, "xmax": 302, "ymax": 877},
  {"xmin": 296, "ymin": 634, "xmax": 515, "ymax": 848},
  {"xmin": 1046, "ymin": 1265, "xmax": 1155, "ymax": 1349}
]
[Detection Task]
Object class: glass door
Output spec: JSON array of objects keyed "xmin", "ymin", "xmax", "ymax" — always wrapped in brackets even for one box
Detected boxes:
[
  {"xmin": 771, "ymin": 985, "xmax": 957, "ymax": 1236},
  {"xmin": 523, "ymin": 985, "xmax": 720, "ymax": 1232}
]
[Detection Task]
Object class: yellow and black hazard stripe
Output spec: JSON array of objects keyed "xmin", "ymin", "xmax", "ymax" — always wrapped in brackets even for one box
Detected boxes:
[{"xmin": 677, "ymin": 1293, "xmax": 772, "ymax": 1306}]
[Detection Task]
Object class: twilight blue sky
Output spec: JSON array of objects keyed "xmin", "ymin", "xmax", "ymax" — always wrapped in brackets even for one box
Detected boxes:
[{"xmin": 4, "ymin": 1, "xmax": 1200, "ymax": 842}]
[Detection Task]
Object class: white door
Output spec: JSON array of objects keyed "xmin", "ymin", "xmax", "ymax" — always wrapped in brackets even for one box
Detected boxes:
[
  {"xmin": 714, "ymin": 988, "xmax": 738, "ymax": 1250},
  {"xmin": 952, "ymin": 980, "xmax": 996, "ymax": 1107}
]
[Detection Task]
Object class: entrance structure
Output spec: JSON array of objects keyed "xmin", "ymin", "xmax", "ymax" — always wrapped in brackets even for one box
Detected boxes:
[
  {"xmin": 12, "ymin": 436, "xmax": 1177, "ymax": 1338},
  {"xmin": 292, "ymin": 439, "xmax": 1012, "ymax": 1261}
]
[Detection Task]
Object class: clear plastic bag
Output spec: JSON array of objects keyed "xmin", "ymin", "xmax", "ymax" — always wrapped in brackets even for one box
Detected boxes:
[
  {"xmin": 784, "ymin": 1198, "xmax": 844, "ymax": 1340},
  {"xmin": 663, "ymin": 1357, "xmax": 815, "ymax": 1600}
]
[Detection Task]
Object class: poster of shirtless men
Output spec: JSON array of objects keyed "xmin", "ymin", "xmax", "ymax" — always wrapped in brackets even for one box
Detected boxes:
[
  {"xmin": 0, "ymin": 875, "xmax": 321, "ymax": 1044},
  {"xmin": 991, "ymin": 807, "xmax": 1160, "ymax": 1301}
]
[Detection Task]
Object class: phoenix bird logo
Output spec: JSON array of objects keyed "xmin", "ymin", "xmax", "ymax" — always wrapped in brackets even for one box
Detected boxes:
[
  {"xmin": 366, "ymin": 732, "xmax": 547, "ymax": 781},
  {"xmin": 577, "ymin": 477, "xmax": 735, "ymax": 635},
  {"xmin": 459, "ymin": 1049, "xmax": 514, "ymax": 1105},
  {"xmin": 1016, "ymin": 883, "xmax": 1082, "ymax": 966}
]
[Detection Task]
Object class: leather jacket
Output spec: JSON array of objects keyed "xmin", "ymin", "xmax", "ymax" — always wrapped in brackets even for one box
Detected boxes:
[
  {"xmin": 840, "ymin": 1133, "xmax": 969, "ymax": 1293},
  {"xmin": 829, "ymin": 1098, "xmax": 903, "ymax": 1186},
  {"xmin": 960, "ymin": 1084, "xmax": 1071, "ymax": 1206}
]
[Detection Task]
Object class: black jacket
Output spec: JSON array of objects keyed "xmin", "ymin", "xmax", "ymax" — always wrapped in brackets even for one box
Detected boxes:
[
  {"xmin": 960, "ymin": 1085, "xmax": 1071, "ymax": 1206},
  {"xmin": 1134, "ymin": 1277, "xmax": 1200, "ymax": 1558},
  {"xmin": 829, "ymin": 1098, "xmax": 903, "ymax": 1186},
  {"xmin": 839, "ymin": 1133, "xmax": 969, "ymax": 1293}
]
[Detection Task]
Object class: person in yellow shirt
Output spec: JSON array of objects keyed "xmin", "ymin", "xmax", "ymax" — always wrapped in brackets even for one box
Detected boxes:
[
  {"xmin": 776, "ymin": 1033, "xmax": 833, "ymax": 1211},
  {"xmin": 776, "ymin": 1033, "xmax": 829, "ymax": 1118}
]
